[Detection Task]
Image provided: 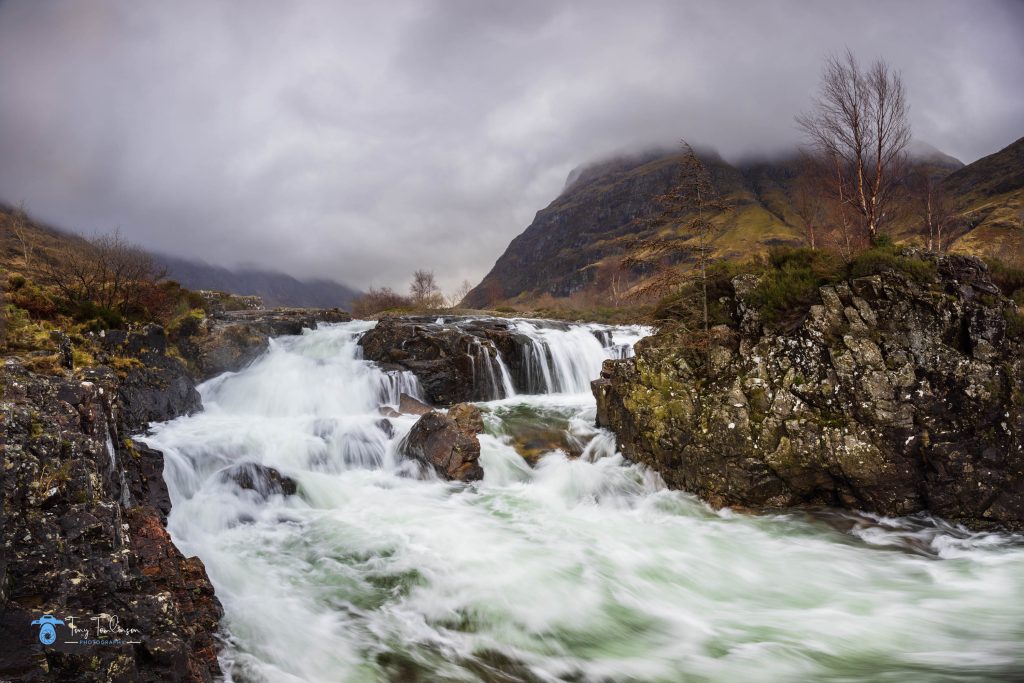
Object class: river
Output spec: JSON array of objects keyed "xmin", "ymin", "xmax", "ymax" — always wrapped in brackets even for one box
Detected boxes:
[{"xmin": 142, "ymin": 319, "xmax": 1024, "ymax": 682}]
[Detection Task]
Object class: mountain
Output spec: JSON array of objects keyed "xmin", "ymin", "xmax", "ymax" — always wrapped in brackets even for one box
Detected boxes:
[
  {"xmin": 0, "ymin": 205, "xmax": 361, "ymax": 310},
  {"xmin": 462, "ymin": 147, "xmax": 816, "ymax": 309},
  {"xmin": 943, "ymin": 136, "xmax": 1024, "ymax": 266},
  {"xmin": 158, "ymin": 255, "xmax": 361, "ymax": 310},
  {"xmin": 464, "ymin": 140, "xmax": 1012, "ymax": 309}
]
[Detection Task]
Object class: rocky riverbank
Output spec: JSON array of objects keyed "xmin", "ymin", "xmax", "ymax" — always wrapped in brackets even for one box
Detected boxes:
[
  {"xmin": 0, "ymin": 307, "xmax": 349, "ymax": 681},
  {"xmin": 0, "ymin": 326, "xmax": 219, "ymax": 682},
  {"xmin": 593, "ymin": 253, "xmax": 1024, "ymax": 530}
]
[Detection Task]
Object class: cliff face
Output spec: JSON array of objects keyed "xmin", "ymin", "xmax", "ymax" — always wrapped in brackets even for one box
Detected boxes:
[
  {"xmin": 0, "ymin": 326, "xmax": 220, "ymax": 682},
  {"xmin": 593, "ymin": 254, "xmax": 1024, "ymax": 529}
]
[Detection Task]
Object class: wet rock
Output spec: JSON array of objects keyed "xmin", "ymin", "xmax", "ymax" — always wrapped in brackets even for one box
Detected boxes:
[
  {"xmin": 594, "ymin": 253, "xmax": 1024, "ymax": 530},
  {"xmin": 376, "ymin": 418, "xmax": 396, "ymax": 439},
  {"xmin": 400, "ymin": 403, "xmax": 485, "ymax": 481},
  {"xmin": 359, "ymin": 316, "xmax": 519, "ymax": 405},
  {"xmin": 399, "ymin": 392, "xmax": 432, "ymax": 415},
  {"xmin": 220, "ymin": 463, "xmax": 298, "ymax": 497},
  {"xmin": 96, "ymin": 324, "xmax": 202, "ymax": 433},
  {"xmin": 0, "ymin": 358, "xmax": 222, "ymax": 682},
  {"xmin": 175, "ymin": 308, "xmax": 351, "ymax": 381}
]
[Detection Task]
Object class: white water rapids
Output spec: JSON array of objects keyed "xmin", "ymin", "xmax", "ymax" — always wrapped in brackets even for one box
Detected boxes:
[{"xmin": 142, "ymin": 319, "xmax": 1024, "ymax": 682}]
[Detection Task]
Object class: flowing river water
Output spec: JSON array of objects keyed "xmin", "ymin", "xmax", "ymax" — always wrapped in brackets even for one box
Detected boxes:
[{"xmin": 142, "ymin": 319, "xmax": 1024, "ymax": 682}]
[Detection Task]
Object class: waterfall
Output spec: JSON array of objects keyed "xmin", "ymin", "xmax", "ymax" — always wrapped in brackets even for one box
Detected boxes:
[
  {"xmin": 510, "ymin": 320, "xmax": 650, "ymax": 394},
  {"xmin": 139, "ymin": 318, "xmax": 1024, "ymax": 683},
  {"xmin": 466, "ymin": 338, "xmax": 516, "ymax": 401}
]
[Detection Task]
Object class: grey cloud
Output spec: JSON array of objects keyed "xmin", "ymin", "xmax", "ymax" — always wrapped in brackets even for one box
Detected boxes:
[{"xmin": 0, "ymin": 0, "xmax": 1021, "ymax": 293}]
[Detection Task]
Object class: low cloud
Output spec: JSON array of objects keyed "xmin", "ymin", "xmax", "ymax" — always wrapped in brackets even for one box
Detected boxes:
[{"xmin": 1, "ymin": 0, "xmax": 1021, "ymax": 292}]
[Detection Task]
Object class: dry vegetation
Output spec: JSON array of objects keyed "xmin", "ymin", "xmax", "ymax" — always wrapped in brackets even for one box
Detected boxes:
[{"xmin": 0, "ymin": 204, "xmax": 210, "ymax": 367}]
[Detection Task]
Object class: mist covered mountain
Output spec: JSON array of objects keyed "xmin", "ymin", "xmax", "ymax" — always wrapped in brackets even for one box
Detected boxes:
[
  {"xmin": 158, "ymin": 255, "xmax": 361, "ymax": 310},
  {"xmin": 462, "ymin": 140, "xmax": 1013, "ymax": 309}
]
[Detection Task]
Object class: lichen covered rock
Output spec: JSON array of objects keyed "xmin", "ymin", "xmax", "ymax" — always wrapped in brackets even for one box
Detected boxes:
[
  {"xmin": 594, "ymin": 254, "xmax": 1024, "ymax": 529},
  {"xmin": 0, "ymin": 333, "xmax": 222, "ymax": 681}
]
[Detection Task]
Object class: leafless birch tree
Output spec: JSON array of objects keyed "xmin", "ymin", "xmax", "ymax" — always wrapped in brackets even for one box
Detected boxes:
[{"xmin": 797, "ymin": 49, "xmax": 911, "ymax": 245}]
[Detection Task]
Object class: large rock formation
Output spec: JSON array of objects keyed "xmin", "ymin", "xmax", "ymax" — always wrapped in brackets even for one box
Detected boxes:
[
  {"xmin": 0, "ymin": 328, "xmax": 222, "ymax": 681},
  {"xmin": 594, "ymin": 254, "xmax": 1024, "ymax": 530},
  {"xmin": 359, "ymin": 316, "xmax": 521, "ymax": 405},
  {"xmin": 175, "ymin": 307, "xmax": 350, "ymax": 381},
  {"xmin": 400, "ymin": 403, "xmax": 485, "ymax": 481}
]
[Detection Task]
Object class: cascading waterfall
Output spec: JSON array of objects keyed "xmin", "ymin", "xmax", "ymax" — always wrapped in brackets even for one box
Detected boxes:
[
  {"xmin": 511, "ymin": 319, "xmax": 649, "ymax": 394},
  {"xmin": 466, "ymin": 338, "xmax": 516, "ymax": 401},
  {"xmin": 142, "ymin": 318, "xmax": 1024, "ymax": 683}
]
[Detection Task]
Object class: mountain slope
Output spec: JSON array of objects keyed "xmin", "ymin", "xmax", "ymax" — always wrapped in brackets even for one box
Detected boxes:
[
  {"xmin": 158, "ymin": 255, "xmax": 361, "ymax": 309},
  {"xmin": 463, "ymin": 148, "xmax": 809, "ymax": 309},
  {"xmin": 464, "ymin": 141, "xmax": 988, "ymax": 309},
  {"xmin": 944, "ymin": 136, "xmax": 1024, "ymax": 266},
  {"xmin": 0, "ymin": 205, "xmax": 360, "ymax": 310}
]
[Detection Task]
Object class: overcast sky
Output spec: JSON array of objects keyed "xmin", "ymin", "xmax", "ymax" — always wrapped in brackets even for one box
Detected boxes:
[{"xmin": 1, "ymin": 0, "xmax": 1021, "ymax": 292}]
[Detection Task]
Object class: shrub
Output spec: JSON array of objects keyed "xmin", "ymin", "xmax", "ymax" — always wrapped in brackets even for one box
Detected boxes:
[
  {"xmin": 748, "ymin": 248, "xmax": 843, "ymax": 327},
  {"xmin": 167, "ymin": 308, "xmax": 205, "ymax": 339},
  {"xmin": 72, "ymin": 301, "xmax": 124, "ymax": 331},
  {"xmin": 352, "ymin": 287, "xmax": 413, "ymax": 318},
  {"xmin": 849, "ymin": 245, "xmax": 936, "ymax": 284},
  {"xmin": 6, "ymin": 278, "xmax": 57, "ymax": 318},
  {"xmin": 1005, "ymin": 307, "xmax": 1024, "ymax": 341},
  {"xmin": 986, "ymin": 259, "xmax": 1024, "ymax": 298}
]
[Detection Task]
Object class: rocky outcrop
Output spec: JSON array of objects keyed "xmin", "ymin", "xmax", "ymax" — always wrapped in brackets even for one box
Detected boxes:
[
  {"xmin": 359, "ymin": 316, "xmax": 521, "ymax": 405},
  {"xmin": 594, "ymin": 254, "xmax": 1024, "ymax": 530},
  {"xmin": 176, "ymin": 307, "xmax": 350, "ymax": 381},
  {"xmin": 220, "ymin": 463, "xmax": 298, "ymax": 498},
  {"xmin": 0, "ymin": 328, "xmax": 222, "ymax": 681},
  {"xmin": 97, "ymin": 324, "xmax": 203, "ymax": 433},
  {"xmin": 400, "ymin": 403, "xmax": 485, "ymax": 481}
]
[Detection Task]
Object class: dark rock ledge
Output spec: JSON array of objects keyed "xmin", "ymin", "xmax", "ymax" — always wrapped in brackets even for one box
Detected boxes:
[
  {"xmin": 175, "ymin": 307, "xmax": 351, "ymax": 381},
  {"xmin": 1, "ymin": 325, "xmax": 217, "ymax": 681},
  {"xmin": 0, "ymin": 308, "xmax": 350, "ymax": 681},
  {"xmin": 594, "ymin": 254, "xmax": 1024, "ymax": 530}
]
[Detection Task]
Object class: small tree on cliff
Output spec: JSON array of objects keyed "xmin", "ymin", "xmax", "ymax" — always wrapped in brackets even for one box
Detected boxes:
[
  {"xmin": 9, "ymin": 202, "xmax": 35, "ymax": 269},
  {"xmin": 622, "ymin": 140, "xmax": 730, "ymax": 333},
  {"xmin": 797, "ymin": 49, "xmax": 911, "ymax": 246}
]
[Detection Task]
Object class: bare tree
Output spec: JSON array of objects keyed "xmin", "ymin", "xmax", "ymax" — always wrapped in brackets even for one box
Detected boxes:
[
  {"xmin": 445, "ymin": 279, "xmax": 472, "ymax": 309},
  {"xmin": 797, "ymin": 49, "xmax": 911, "ymax": 245},
  {"xmin": 45, "ymin": 229, "xmax": 166, "ymax": 315},
  {"xmin": 791, "ymin": 156, "xmax": 828, "ymax": 250},
  {"xmin": 908, "ymin": 169, "xmax": 960, "ymax": 252},
  {"xmin": 409, "ymin": 269, "xmax": 443, "ymax": 308},
  {"xmin": 622, "ymin": 141, "xmax": 730, "ymax": 332},
  {"xmin": 9, "ymin": 202, "xmax": 35, "ymax": 269},
  {"xmin": 352, "ymin": 286, "xmax": 412, "ymax": 317}
]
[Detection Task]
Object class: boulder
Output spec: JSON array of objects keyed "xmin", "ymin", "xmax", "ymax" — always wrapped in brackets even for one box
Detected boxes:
[
  {"xmin": 96, "ymin": 324, "xmax": 202, "ymax": 433},
  {"xmin": 400, "ymin": 403, "xmax": 485, "ymax": 481},
  {"xmin": 220, "ymin": 463, "xmax": 298, "ymax": 498},
  {"xmin": 399, "ymin": 392, "xmax": 432, "ymax": 415},
  {"xmin": 594, "ymin": 253, "xmax": 1024, "ymax": 530}
]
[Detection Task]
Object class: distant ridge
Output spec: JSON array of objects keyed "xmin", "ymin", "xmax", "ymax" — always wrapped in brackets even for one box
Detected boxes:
[{"xmin": 157, "ymin": 255, "xmax": 361, "ymax": 310}]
